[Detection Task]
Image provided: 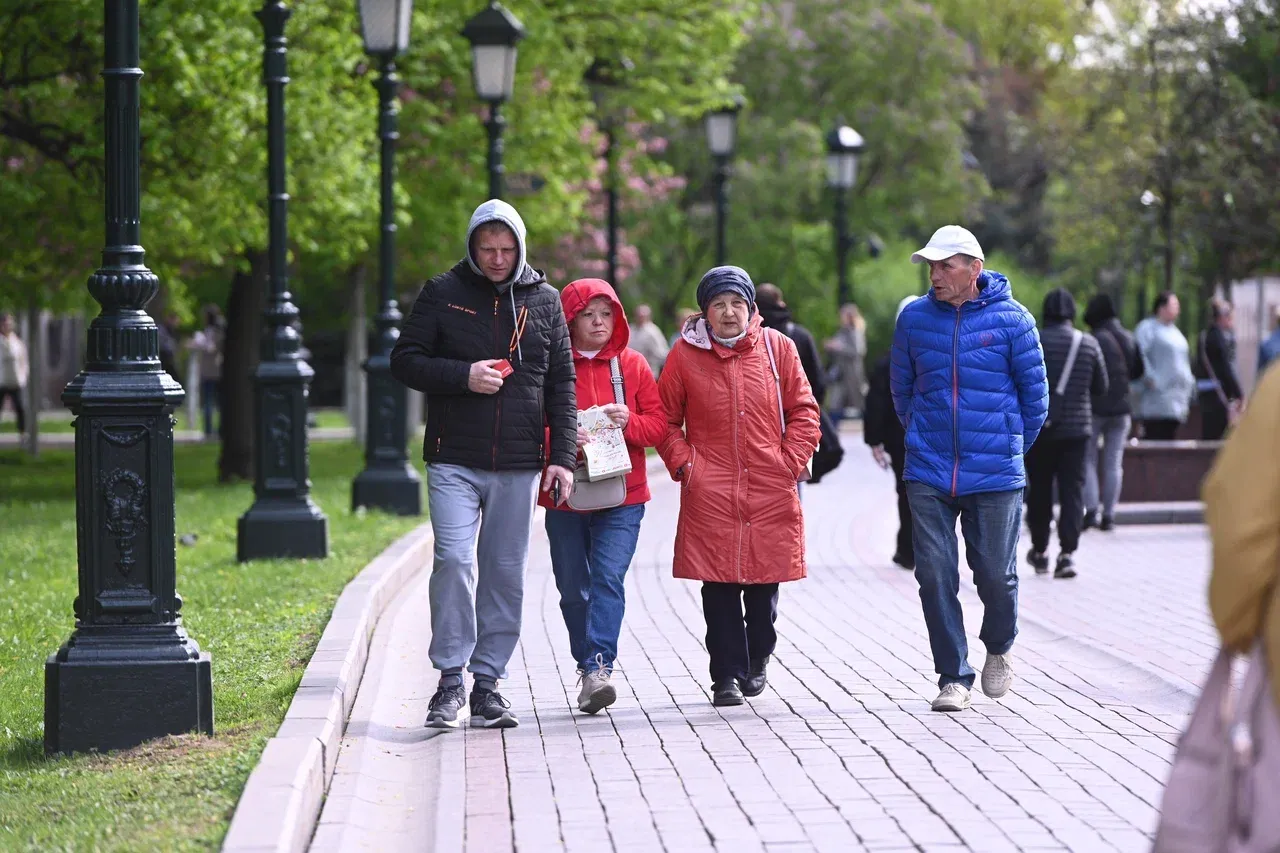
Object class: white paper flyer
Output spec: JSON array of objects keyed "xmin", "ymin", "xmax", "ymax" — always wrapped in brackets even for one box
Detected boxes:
[{"xmin": 578, "ymin": 406, "xmax": 633, "ymax": 481}]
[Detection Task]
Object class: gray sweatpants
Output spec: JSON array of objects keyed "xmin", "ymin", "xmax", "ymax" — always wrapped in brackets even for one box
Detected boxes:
[
  {"xmin": 1083, "ymin": 414, "xmax": 1131, "ymax": 519},
  {"xmin": 426, "ymin": 464, "xmax": 540, "ymax": 681}
]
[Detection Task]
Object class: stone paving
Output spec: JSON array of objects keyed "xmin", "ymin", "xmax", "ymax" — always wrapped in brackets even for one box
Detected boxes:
[{"xmin": 312, "ymin": 436, "xmax": 1216, "ymax": 853}]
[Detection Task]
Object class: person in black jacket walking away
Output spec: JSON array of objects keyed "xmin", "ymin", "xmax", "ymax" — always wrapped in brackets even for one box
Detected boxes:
[
  {"xmin": 1197, "ymin": 297, "xmax": 1244, "ymax": 440},
  {"xmin": 391, "ymin": 199, "xmax": 577, "ymax": 731},
  {"xmin": 1026, "ymin": 289, "xmax": 1108, "ymax": 579},
  {"xmin": 1082, "ymin": 294, "xmax": 1143, "ymax": 532},
  {"xmin": 864, "ymin": 295, "xmax": 919, "ymax": 569}
]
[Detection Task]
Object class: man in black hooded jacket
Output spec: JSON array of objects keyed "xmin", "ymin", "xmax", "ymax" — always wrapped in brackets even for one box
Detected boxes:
[
  {"xmin": 1025, "ymin": 288, "xmax": 1108, "ymax": 579},
  {"xmin": 391, "ymin": 199, "xmax": 577, "ymax": 731}
]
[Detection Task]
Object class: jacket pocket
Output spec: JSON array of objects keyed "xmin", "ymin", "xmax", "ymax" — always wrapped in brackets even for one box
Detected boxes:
[
  {"xmin": 682, "ymin": 446, "xmax": 701, "ymax": 492},
  {"xmin": 1006, "ymin": 411, "xmax": 1024, "ymax": 456},
  {"xmin": 428, "ymin": 400, "xmax": 451, "ymax": 455}
]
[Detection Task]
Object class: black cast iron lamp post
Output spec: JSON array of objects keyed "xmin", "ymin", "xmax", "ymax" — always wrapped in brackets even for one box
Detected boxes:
[
  {"xmin": 826, "ymin": 120, "xmax": 864, "ymax": 307},
  {"xmin": 705, "ymin": 96, "xmax": 743, "ymax": 267},
  {"xmin": 44, "ymin": 0, "xmax": 213, "ymax": 755},
  {"xmin": 586, "ymin": 56, "xmax": 632, "ymax": 289},
  {"xmin": 462, "ymin": 2, "xmax": 525, "ymax": 201},
  {"xmin": 237, "ymin": 0, "xmax": 329, "ymax": 561},
  {"xmin": 352, "ymin": 0, "xmax": 422, "ymax": 515}
]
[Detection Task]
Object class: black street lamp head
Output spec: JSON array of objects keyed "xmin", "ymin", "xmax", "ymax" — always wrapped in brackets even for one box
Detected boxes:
[
  {"xmin": 462, "ymin": 1, "xmax": 525, "ymax": 102},
  {"xmin": 826, "ymin": 121, "xmax": 864, "ymax": 190},
  {"xmin": 705, "ymin": 94, "xmax": 745, "ymax": 158},
  {"xmin": 584, "ymin": 55, "xmax": 633, "ymax": 118},
  {"xmin": 358, "ymin": 0, "xmax": 413, "ymax": 56}
]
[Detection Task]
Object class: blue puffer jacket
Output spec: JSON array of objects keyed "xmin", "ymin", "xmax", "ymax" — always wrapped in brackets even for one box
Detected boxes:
[{"xmin": 890, "ymin": 271, "xmax": 1048, "ymax": 496}]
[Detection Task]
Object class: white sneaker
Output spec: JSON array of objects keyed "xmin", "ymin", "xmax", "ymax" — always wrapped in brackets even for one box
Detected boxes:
[
  {"xmin": 931, "ymin": 683, "xmax": 971, "ymax": 712},
  {"xmin": 576, "ymin": 655, "xmax": 617, "ymax": 715},
  {"xmin": 981, "ymin": 652, "xmax": 1013, "ymax": 699}
]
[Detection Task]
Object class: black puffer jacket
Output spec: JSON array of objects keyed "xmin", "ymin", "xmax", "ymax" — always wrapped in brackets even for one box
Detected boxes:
[
  {"xmin": 1084, "ymin": 294, "xmax": 1143, "ymax": 417},
  {"xmin": 1041, "ymin": 289, "xmax": 1108, "ymax": 440},
  {"xmin": 757, "ymin": 299, "xmax": 826, "ymax": 404},
  {"xmin": 390, "ymin": 260, "xmax": 577, "ymax": 471}
]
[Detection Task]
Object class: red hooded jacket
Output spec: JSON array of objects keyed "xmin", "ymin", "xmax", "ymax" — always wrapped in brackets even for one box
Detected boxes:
[{"xmin": 539, "ymin": 279, "xmax": 666, "ymax": 511}]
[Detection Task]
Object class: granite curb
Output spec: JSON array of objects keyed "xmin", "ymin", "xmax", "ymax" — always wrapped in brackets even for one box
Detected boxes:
[{"xmin": 221, "ymin": 522, "xmax": 435, "ymax": 853}]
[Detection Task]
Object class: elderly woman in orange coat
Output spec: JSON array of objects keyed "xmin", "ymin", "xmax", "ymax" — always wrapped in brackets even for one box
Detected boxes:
[{"xmin": 658, "ymin": 266, "xmax": 822, "ymax": 706}]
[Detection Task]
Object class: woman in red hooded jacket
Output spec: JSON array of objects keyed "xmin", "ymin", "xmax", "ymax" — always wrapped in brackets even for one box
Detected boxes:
[
  {"xmin": 658, "ymin": 266, "xmax": 821, "ymax": 707},
  {"xmin": 540, "ymin": 279, "xmax": 666, "ymax": 715}
]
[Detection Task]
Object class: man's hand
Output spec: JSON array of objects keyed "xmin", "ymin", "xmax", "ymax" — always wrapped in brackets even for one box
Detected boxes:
[
  {"xmin": 576, "ymin": 426, "xmax": 590, "ymax": 449},
  {"xmin": 871, "ymin": 445, "xmax": 891, "ymax": 470},
  {"xmin": 469, "ymin": 359, "xmax": 505, "ymax": 395},
  {"xmin": 543, "ymin": 465, "xmax": 574, "ymax": 506},
  {"xmin": 600, "ymin": 403, "xmax": 630, "ymax": 429}
]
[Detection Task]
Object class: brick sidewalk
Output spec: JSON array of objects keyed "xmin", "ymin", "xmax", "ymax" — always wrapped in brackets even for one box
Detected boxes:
[{"xmin": 314, "ymin": 439, "xmax": 1213, "ymax": 853}]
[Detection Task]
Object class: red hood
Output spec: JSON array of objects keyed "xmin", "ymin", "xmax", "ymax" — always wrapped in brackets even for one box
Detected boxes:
[{"xmin": 560, "ymin": 278, "xmax": 630, "ymax": 359}]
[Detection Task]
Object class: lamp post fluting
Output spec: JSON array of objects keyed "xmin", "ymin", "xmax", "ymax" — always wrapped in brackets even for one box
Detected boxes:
[
  {"xmin": 44, "ymin": 0, "xmax": 213, "ymax": 755},
  {"xmin": 353, "ymin": 0, "xmax": 421, "ymax": 515},
  {"xmin": 462, "ymin": 2, "xmax": 525, "ymax": 202},
  {"xmin": 704, "ymin": 97, "xmax": 743, "ymax": 267},
  {"xmin": 237, "ymin": 0, "xmax": 329, "ymax": 562},
  {"xmin": 826, "ymin": 121, "xmax": 864, "ymax": 308}
]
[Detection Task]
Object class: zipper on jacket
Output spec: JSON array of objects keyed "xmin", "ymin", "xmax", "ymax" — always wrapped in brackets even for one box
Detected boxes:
[
  {"xmin": 492, "ymin": 295, "xmax": 501, "ymax": 469},
  {"xmin": 951, "ymin": 305, "xmax": 963, "ymax": 497}
]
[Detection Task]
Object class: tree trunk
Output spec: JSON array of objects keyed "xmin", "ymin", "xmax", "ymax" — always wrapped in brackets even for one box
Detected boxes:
[
  {"xmin": 344, "ymin": 264, "xmax": 368, "ymax": 445},
  {"xmin": 218, "ymin": 251, "xmax": 267, "ymax": 482}
]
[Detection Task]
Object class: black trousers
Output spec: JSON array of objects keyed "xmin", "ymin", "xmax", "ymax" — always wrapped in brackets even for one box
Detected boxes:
[
  {"xmin": 890, "ymin": 447, "xmax": 914, "ymax": 562},
  {"xmin": 1143, "ymin": 418, "xmax": 1181, "ymax": 440},
  {"xmin": 701, "ymin": 582, "xmax": 779, "ymax": 683},
  {"xmin": 0, "ymin": 386, "xmax": 24, "ymax": 433},
  {"xmin": 1026, "ymin": 436, "xmax": 1089, "ymax": 554},
  {"xmin": 1201, "ymin": 398, "xmax": 1229, "ymax": 441}
]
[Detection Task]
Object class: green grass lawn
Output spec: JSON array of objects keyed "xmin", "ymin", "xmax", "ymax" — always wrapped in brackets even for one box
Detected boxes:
[
  {"xmin": 0, "ymin": 442, "xmax": 423, "ymax": 851},
  {"xmin": 0, "ymin": 407, "xmax": 353, "ymax": 435}
]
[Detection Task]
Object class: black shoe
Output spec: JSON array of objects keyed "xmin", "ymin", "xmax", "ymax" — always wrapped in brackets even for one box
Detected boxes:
[
  {"xmin": 425, "ymin": 680, "xmax": 468, "ymax": 729},
  {"xmin": 1082, "ymin": 510, "xmax": 1099, "ymax": 531},
  {"xmin": 469, "ymin": 687, "xmax": 519, "ymax": 729},
  {"xmin": 1099, "ymin": 516, "xmax": 1116, "ymax": 532},
  {"xmin": 892, "ymin": 552, "xmax": 915, "ymax": 571},
  {"xmin": 712, "ymin": 680, "xmax": 744, "ymax": 706},
  {"xmin": 1054, "ymin": 553, "xmax": 1077, "ymax": 579},
  {"xmin": 739, "ymin": 657, "xmax": 769, "ymax": 697},
  {"xmin": 1027, "ymin": 549, "xmax": 1049, "ymax": 574}
]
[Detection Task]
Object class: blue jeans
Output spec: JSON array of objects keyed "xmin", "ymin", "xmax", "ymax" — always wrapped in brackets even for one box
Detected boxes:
[
  {"xmin": 545, "ymin": 504, "xmax": 645, "ymax": 672},
  {"xmin": 905, "ymin": 482, "xmax": 1022, "ymax": 689}
]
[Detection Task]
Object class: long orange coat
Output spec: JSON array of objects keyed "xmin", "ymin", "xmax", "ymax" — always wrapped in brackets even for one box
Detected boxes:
[{"xmin": 657, "ymin": 314, "xmax": 821, "ymax": 585}]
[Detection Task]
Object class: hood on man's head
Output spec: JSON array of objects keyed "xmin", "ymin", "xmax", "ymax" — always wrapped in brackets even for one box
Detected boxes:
[
  {"xmin": 1083, "ymin": 293, "xmax": 1117, "ymax": 329},
  {"xmin": 1042, "ymin": 287, "xmax": 1077, "ymax": 324},
  {"xmin": 560, "ymin": 278, "xmax": 630, "ymax": 356},
  {"xmin": 466, "ymin": 199, "xmax": 528, "ymax": 290}
]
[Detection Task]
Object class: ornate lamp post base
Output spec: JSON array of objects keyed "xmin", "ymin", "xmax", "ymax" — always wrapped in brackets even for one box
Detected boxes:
[
  {"xmin": 46, "ymin": 629, "xmax": 213, "ymax": 755},
  {"xmin": 47, "ymin": 350, "xmax": 213, "ymax": 755},
  {"xmin": 237, "ymin": 359, "xmax": 328, "ymax": 561},
  {"xmin": 353, "ymin": 350, "xmax": 422, "ymax": 516}
]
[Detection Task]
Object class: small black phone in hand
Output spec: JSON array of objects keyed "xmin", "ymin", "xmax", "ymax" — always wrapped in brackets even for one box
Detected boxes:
[{"xmin": 551, "ymin": 479, "xmax": 561, "ymax": 506}]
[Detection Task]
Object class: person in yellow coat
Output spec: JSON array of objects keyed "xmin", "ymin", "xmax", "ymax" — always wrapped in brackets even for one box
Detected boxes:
[{"xmin": 1202, "ymin": 366, "xmax": 1280, "ymax": 710}]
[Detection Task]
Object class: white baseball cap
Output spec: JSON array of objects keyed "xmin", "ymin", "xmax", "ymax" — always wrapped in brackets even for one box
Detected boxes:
[{"xmin": 910, "ymin": 225, "xmax": 985, "ymax": 264}]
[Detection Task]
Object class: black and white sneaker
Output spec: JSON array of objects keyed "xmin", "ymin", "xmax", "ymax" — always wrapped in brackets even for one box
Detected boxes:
[
  {"xmin": 425, "ymin": 680, "xmax": 467, "ymax": 729},
  {"xmin": 470, "ymin": 688, "xmax": 519, "ymax": 729}
]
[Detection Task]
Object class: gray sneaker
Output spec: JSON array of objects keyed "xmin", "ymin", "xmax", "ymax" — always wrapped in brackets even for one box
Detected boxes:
[
  {"xmin": 981, "ymin": 652, "xmax": 1013, "ymax": 699},
  {"xmin": 931, "ymin": 683, "xmax": 971, "ymax": 712},
  {"xmin": 577, "ymin": 655, "xmax": 618, "ymax": 715}
]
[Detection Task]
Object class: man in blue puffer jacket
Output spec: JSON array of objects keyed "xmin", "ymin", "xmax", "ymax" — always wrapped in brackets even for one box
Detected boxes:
[{"xmin": 890, "ymin": 225, "xmax": 1048, "ymax": 713}]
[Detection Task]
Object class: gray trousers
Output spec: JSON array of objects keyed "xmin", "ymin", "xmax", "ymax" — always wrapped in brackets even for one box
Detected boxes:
[
  {"xmin": 1083, "ymin": 414, "xmax": 1131, "ymax": 518},
  {"xmin": 426, "ymin": 464, "xmax": 540, "ymax": 681}
]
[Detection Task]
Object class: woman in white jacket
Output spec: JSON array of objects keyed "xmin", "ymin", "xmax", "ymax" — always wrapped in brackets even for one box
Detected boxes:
[
  {"xmin": 0, "ymin": 313, "xmax": 29, "ymax": 435},
  {"xmin": 1132, "ymin": 291, "xmax": 1195, "ymax": 440}
]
